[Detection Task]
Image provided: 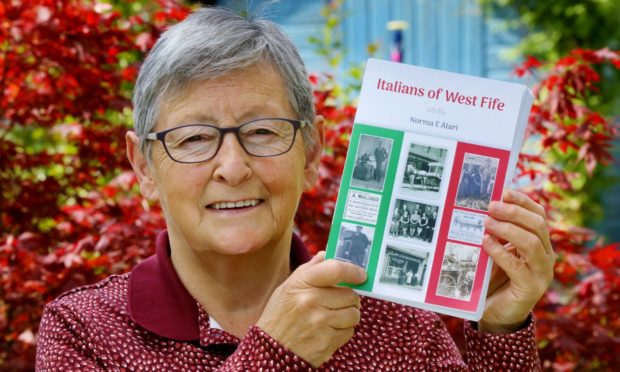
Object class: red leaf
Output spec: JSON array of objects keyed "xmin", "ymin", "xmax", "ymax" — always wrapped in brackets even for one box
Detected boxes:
[
  {"xmin": 557, "ymin": 56, "xmax": 577, "ymax": 68},
  {"xmin": 589, "ymin": 244, "xmax": 620, "ymax": 271},
  {"xmin": 514, "ymin": 55, "xmax": 542, "ymax": 77}
]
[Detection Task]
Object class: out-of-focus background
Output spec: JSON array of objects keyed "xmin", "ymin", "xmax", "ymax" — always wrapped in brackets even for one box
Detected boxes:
[{"xmin": 1, "ymin": 0, "xmax": 618, "ymax": 370}]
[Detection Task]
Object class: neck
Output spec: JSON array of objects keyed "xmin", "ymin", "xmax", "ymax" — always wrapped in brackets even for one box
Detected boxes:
[{"xmin": 169, "ymin": 230, "xmax": 293, "ymax": 339}]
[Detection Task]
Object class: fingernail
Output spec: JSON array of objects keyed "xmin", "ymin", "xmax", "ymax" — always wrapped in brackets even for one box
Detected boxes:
[
  {"xmin": 482, "ymin": 234, "xmax": 491, "ymax": 243},
  {"xmin": 358, "ymin": 268, "xmax": 368, "ymax": 282},
  {"xmin": 484, "ymin": 217, "xmax": 495, "ymax": 227}
]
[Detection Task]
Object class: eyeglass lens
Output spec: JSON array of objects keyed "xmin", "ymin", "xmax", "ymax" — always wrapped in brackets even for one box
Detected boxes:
[{"xmin": 163, "ymin": 119, "xmax": 297, "ymax": 163}]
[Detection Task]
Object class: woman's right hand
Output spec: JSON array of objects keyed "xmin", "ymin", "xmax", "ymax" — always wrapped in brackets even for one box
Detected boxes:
[{"xmin": 256, "ymin": 252, "xmax": 367, "ymax": 368}]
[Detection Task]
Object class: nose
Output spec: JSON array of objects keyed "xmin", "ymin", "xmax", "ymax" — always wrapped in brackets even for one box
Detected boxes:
[{"xmin": 211, "ymin": 132, "xmax": 252, "ymax": 185}]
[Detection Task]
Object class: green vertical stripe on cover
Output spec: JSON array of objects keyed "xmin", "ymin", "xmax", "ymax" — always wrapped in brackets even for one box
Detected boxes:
[{"xmin": 325, "ymin": 123, "xmax": 403, "ymax": 292}]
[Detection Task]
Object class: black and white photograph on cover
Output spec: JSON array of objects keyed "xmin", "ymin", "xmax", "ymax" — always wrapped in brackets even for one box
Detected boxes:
[
  {"xmin": 379, "ymin": 245, "xmax": 429, "ymax": 291},
  {"xmin": 388, "ymin": 199, "xmax": 439, "ymax": 243},
  {"xmin": 448, "ymin": 209, "xmax": 486, "ymax": 245},
  {"xmin": 334, "ymin": 222, "xmax": 374, "ymax": 270},
  {"xmin": 400, "ymin": 142, "xmax": 448, "ymax": 199},
  {"xmin": 436, "ymin": 242, "xmax": 480, "ymax": 301},
  {"xmin": 455, "ymin": 153, "xmax": 499, "ymax": 211},
  {"xmin": 351, "ymin": 135, "xmax": 393, "ymax": 192}
]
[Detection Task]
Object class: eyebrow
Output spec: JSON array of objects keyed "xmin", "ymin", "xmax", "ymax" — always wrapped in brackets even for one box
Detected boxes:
[
  {"xmin": 173, "ymin": 113, "xmax": 218, "ymax": 125},
  {"xmin": 171, "ymin": 104, "xmax": 286, "ymax": 127}
]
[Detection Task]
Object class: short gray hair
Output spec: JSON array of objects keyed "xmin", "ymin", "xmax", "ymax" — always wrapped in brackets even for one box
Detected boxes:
[{"xmin": 132, "ymin": 7, "xmax": 316, "ymax": 160}]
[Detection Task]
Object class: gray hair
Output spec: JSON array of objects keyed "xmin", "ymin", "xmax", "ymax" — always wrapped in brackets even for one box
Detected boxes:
[{"xmin": 132, "ymin": 7, "xmax": 317, "ymax": 161}]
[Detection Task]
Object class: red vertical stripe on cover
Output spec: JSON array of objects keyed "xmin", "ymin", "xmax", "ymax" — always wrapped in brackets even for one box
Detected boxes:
[{"xmin": 425, "ymin": 142, "xmax": 510, "ymax": 313}]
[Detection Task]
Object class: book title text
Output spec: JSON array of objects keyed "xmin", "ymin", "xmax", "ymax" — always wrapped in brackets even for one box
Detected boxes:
[{"xmin": 376, "ymin": 78, "xmax": 506, "ymax": 111}]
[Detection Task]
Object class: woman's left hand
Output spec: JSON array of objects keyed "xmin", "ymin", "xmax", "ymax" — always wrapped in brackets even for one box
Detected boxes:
[{"xmin": 479, "ymin": 189, "xmax": 556, "ymax": 334}]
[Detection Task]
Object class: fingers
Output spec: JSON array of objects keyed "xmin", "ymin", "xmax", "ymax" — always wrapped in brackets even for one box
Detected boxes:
[
  {"xmin": 488, "ymin": 204, "xmax": 547, "ymax": 248},
  {"xmin": 484, "ymin": 189, "xmax": 555, "ymax": 288},
  {"xmin": 482, "ymin": 233, "xmax": 551, "ymax": 301},
  {"xmin": 482, "ymin": 234, "xmax": 528, "ymax": 281},
  {"xmin": 486, "ymin": 262, "xmax": 509, "ymax": 297},
  {"xmin": 488, "ymin": 190, "xmax": 553, "ymax": 256},
  {"xmin": 294, "ymin": 286, "xmax": 360, "ymax": 311},
  {"xmin": 301, "ymin": 258, "xmax": 367, "ymax": 288},
  {"xmin": 325, "ymin": 306, "xmax": 361, "ymax": 329},
  {"xmin": 502, "ymin": 189, "xmax": 546, "ymax": 219},
  {"xmin": 319, "ymin": 287, "xmax": 361, "ymax": 310},
  {"xmin": 305, "ymin": 251, "xmax": 326, "ymax": 265},
  {"xmin": 484, "ymin": 216, "xmax": 549, "ymax": 273}
]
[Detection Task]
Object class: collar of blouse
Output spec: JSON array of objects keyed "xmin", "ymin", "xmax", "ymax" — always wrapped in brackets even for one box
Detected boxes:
[{"xmin": 127, "ymin": 230, "xmax": 312, "ymax": 340}]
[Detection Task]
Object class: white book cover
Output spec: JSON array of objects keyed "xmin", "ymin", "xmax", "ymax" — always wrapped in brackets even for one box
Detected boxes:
[{"xmin": 325, "ymin": 58, "xmax": 533, "ymax": 320}]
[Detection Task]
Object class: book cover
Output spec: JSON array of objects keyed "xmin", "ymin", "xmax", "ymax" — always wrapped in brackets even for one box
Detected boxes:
[{"xmin": 324, "ymin": 58, "xmax": 533, "ymax": 320}]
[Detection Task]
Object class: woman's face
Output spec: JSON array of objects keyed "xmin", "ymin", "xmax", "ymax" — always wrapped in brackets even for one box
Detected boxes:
[{"xmin": 134, "ymin": 63, "xmax": 319, "ymax": 256}]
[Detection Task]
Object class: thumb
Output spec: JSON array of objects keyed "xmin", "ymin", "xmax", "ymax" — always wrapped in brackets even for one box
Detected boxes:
[
  {"xmin": 303, "ymin": 251, "xmax": 326, "ymax": 267},
  {"xmin": 292, "ymin": 251, "xmax": 325, "ymax": 273},
  {"xmin": 302, "ymin": 258, "xmax": 367, "ymax": 287}
]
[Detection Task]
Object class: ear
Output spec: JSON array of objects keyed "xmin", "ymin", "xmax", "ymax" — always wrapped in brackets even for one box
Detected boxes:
[
  {"xmin": 126, "ymin": 131, "xmax": 159, "ymax": 201},
  {"xmin": 303, "ymin": 115, "xmax": 325, "ymax": 192}
]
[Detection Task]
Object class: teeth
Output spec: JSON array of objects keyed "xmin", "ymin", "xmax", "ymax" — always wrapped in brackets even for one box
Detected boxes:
[{"xmin": 212, "ymin": 199, "xmax": 259, "ymax": 210}]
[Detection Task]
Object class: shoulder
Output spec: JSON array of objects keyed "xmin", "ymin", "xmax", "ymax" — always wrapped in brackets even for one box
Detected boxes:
[
  {"xmin": 54, "ymin": 272, "xmax": 130, "ymax": 303},
  {"xmin": 38, "ymin": 273, "xmax": 134, "ymax": 359},
  {"xmin": 43, "ymin": 273, "xmax": 131, "ymax": 322}
]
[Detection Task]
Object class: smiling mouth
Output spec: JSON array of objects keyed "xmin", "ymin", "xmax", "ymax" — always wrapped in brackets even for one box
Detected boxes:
[{"xmin": 207, "ymin": 199, "xmax": 262, "ymax": 210}]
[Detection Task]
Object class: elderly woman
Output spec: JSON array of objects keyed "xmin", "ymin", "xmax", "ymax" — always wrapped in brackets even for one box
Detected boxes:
[{"xmin": 37, "ymin": 7, "xmax": 555, "ymax": 371}]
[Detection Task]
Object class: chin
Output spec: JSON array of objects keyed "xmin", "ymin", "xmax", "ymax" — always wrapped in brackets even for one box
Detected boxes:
[
  {"xmin": 201, "ymin": 231, "xmax": 272, "ymax": 257},
  {"xmin": 213, "ymin": 243, "xmax": 263, "ymax": 256}
]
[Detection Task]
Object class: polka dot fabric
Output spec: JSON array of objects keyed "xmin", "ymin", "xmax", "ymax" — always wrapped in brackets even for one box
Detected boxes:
[
  {"xmin": 37, "ymin": 276, "xmax": 540, "ymax": 371},
  {"xmin": 36, "ymin": 232, "xmax": 541, "ymax": 371}
]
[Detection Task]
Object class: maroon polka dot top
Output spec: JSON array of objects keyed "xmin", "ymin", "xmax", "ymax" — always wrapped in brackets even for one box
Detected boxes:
[{"xmin": 37, "ymin": 231, "xmax": 541, "ymax": 371}]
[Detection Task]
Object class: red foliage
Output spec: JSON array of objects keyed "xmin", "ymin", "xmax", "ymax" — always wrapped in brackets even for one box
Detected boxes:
[
  {"xmin": 522, "ymin": 48, "xmax": 618, "ymax": 175},
  {"xmin": 514, "ymin": 55, "xmax": 542, "ymax": 77},
  {"xmin": 0, "ymin": 0, "xmax": 188, "ymax": 369},
  {"xmin": 296, "ymin": 73, "xmax": 356, "ymax": 253},
  {"xmin": 501, "ymin": 50, "xmax": 620, "ymax": 370}
]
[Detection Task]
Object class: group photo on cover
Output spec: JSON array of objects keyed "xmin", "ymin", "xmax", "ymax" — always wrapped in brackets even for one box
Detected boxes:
[
  {"xmin": 455, "ymin": 153, "xmax": 499, "ymax": 211},
  {"xmin": 388, "ymin": 199, "xmax": 439, "ymax": 243}
]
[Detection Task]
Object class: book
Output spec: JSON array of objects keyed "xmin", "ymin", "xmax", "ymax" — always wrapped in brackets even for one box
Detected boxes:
[{"xmin": 324, "ymin": 58, "xmax": 533, "ymax": 321}]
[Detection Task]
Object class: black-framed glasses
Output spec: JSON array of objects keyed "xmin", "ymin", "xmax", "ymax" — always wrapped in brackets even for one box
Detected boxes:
[{"xmin": 145, "ymin": 118, "xmax": 307, "ymax": 164}]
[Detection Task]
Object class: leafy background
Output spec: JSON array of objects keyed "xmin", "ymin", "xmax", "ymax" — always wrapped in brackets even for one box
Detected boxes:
[{"xmin": 1, "ymin": 0, "xmax": 618, "ymax": 370}]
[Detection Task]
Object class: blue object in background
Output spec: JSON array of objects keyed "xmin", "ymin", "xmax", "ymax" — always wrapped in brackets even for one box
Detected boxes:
[
  {"xmin": 217, "ymin": 0, "xmax": 520, "ymax": 79},
  {"xmin": 387, "ymin": 20, "xmax": 408, "ymax": 63}
]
